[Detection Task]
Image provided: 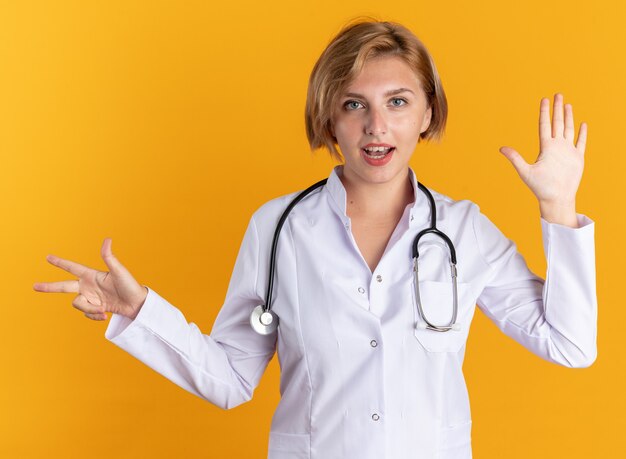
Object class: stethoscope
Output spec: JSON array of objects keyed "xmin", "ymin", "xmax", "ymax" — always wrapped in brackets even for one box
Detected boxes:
[{"xmin": 250, "ymin": 178, "xmax": 459, "ymax": 335}]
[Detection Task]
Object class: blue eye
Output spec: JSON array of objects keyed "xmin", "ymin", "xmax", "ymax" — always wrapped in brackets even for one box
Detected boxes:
[
  {"xmin": 390, "ymin": 98, "xmax": 407, "ymax": 107},
  {"xmin": 344, "ymin": 100, "xmax": 363, "ymax": 110}
]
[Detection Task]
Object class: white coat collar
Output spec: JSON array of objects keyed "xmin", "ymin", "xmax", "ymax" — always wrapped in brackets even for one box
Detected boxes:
[{"xmin": 325, "ymin": 165, "xmax": 430, "ymax": 228}]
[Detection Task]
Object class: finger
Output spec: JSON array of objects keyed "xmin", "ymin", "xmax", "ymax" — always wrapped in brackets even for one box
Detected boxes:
[
  {"xmin": 539, "ymin": 98, "xmax": 551, "ymax": 141},
  {"xmin": 101, "ymin": 238, "xmax": 133, "ymax": 278},
  {"xmin": 575, "ymin": 122, "xmax": 588, "ymax": 153},
  {"xmin": 72, "ymin": 294, "xmax": 104, "ymax": 314},
  {"xmin": 552, "ymin": 93, "xmax": 564, "ymax": 138},
  {"xmin": 84, "ymin": 312, "xmax": 108, "ymax": 321},
  {"xmin": 46, "ymin": 255, "xmax": 90, "ymax": 277},
  {"xmin": 564, "ymin": 103, "xmax": 575, "ymax": 141},
  {"xmin": 33, "ymin": 280, "xmax": 79, "ymax": 293},
  {"xmin": 499, "ymin": 146, "xmax": 530, "ymax": 179}
]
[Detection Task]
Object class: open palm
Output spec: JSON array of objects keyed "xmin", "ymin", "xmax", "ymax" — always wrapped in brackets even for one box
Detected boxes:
[{"xmin": 499, "ymin": 93, "xmax": 587, "ymax": 206}]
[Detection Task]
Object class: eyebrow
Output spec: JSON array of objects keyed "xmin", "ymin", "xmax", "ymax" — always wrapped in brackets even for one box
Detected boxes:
[{"xmin": 343, "ymin": 88, "xmax": 416, "ymax": 98}]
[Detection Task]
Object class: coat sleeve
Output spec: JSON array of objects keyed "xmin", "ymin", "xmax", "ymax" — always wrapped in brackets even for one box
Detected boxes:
[
  {"xmin": 473, "ymin": 208, "xmax": 597, "ymax": 368},
  {"xmin": 104, "ymin": 216, "xmax": 277, "ymax": 409}
]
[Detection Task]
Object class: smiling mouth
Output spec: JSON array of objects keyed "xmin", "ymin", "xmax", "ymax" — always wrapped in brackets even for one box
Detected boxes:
[{"xmin": 362, "ymin": 146, "xmax": 395, "ymax": 159}]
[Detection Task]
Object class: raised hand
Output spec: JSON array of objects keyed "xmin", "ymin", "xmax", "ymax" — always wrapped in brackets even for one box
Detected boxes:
[
  {"xmin": 499, "ymin": 93, "xmax": 587, "ymax": 226},
  {"xmin": 34, "ymin": 238, "xmax": 148, "ymax": 321}
]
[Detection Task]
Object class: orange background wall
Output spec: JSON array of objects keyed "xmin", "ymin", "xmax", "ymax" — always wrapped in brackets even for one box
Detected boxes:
[{"xmin": 1, "ymin": 0, "xmax": 623, "ymax": 457}]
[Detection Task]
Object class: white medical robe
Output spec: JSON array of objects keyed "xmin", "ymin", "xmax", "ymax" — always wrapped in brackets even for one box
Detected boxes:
[{"xmin": 105, "ymin": 165, "xmax": 597, "ymax": 459}]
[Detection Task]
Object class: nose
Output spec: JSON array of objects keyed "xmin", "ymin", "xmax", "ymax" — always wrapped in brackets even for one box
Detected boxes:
[{"xmin": 365, "ymin": 106, "xmax": 387, "ymax": 136}]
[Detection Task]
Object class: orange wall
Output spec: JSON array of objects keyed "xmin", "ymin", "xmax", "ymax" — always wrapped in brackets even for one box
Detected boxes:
[{"xmin": 1, "ymin": 0, "xmax": 623, "ymax": 457}]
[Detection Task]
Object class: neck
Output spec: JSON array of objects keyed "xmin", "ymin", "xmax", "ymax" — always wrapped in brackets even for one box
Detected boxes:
[{"xmin": 339, "ymin": 167, "xmax": 415, "ymax": 220}]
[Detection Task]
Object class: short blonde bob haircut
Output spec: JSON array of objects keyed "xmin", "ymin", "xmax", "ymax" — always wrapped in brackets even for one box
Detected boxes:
[{"xmin": 305, "ymin": 19, "xmax": 448, "ymax": 161}]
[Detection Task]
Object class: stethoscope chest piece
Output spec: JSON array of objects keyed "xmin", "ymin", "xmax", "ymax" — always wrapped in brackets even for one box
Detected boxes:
[{"xmin": 250, "ymin": 305, "xmax": 279, "ymax": 335}]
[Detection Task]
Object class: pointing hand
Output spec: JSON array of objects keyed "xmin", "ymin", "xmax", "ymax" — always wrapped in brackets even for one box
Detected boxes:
[{"xmin": 34, "ymin": 238, "xmax": 148, "ymax": 321}]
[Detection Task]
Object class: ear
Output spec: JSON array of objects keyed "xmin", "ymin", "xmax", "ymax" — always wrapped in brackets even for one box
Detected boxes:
[{"xmin": 420, "ymin": 105, "xmax": 432, "ymax": 134}]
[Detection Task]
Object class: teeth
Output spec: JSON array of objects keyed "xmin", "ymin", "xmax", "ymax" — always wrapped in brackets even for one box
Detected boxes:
[
  {"xmin": 364, "ymin": 146, "xmax": 391, "ymax": 152},
  {"xmin": 363, "ymin": 146, "xmax": 393, "ymax": 159}
]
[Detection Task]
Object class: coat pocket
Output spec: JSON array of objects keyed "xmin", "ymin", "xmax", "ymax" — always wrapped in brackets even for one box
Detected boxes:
[
  {"xmin": 268, "ymin": 432, "xmax": 310, "ymax": 458},
  {"xmin": 437, "ymin": 421, "xmax": 472, "ymax": 459},
  {"xmin": 413, "ymin": 281, "xmax": 475, "ymax": 352}
]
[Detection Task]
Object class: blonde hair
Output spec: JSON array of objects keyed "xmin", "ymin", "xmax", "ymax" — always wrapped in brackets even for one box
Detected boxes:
[{"xmin": 305, "ymin": 19, "xmax": 448, "ymax": 161}]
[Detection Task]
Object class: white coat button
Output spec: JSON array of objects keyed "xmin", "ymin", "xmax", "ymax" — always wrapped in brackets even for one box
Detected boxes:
[
  {"xmin": 370, "ymin": 340, "xmax": 378, "ymax": 347},
  {"xmin": 358, "ymin": 287, "xmax": 365, "ymax": 294},
  {"xmin": 372, "ymin": 413, "xmax": 380, "ymax": 421},
  {"xmin": 376, "ymin": 275, "xmax": 383, "ymax": 283}
]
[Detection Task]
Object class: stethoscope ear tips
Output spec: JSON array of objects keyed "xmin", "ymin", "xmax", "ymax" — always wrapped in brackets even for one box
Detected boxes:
[
  {"xmin": 250, "ymin": 305, "xmax": 279, "ymax": 335},
  {"xmin": 451, "ymin": 323, "xmax": 461, "ymax": 332},
  {"xmin": 417, "ymin": 322, "xmax": 428, "ymax": 330}
]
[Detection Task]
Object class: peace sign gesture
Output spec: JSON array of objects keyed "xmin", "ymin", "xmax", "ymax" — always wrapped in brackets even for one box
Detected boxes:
[
  {"xmin": 34, "ymin": 239, "xmax": 148, "ymax": 321},
  {"xmin": 499, "ymin": 93, "xmax": 588, "ymax": 210}
]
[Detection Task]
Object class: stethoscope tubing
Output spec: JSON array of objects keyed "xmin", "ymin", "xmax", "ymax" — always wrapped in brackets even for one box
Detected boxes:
[
  {"xmin": 413, "ymin": 182, "xmax": 457, "ymax": 264},
  {"xmin": 252, "ymin": 177, "xmax": 459, "ymax": 335},
  {"xmin": 263, "ymin": 178, "xmax": 328, "ymax": 314}
]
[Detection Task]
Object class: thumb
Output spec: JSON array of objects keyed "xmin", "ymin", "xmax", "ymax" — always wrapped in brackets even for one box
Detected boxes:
[
  {"xmin": 499, "ymin": 146, "xmax": 530, "ymax": 180},
  {"xmin": 101, "ymin": 238, "xmax": 129, "ymax": 277}
]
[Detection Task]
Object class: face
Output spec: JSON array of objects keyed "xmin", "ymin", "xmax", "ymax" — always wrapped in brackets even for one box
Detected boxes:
[{"xmin": 330, "ymin": 55, "xmax": 432, "ymax": 187}]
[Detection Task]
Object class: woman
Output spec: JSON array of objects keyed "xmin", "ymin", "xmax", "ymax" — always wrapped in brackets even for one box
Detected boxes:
[{"xmin": 34, "ymin": 19, "xmax": 596, "ymax": 459}]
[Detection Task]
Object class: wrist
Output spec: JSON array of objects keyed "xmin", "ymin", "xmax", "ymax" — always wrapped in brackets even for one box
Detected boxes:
[
  {"xmin": 539, "ymin": 200, "xmax": 578, "ymax": 227},
  {"xmin": 128, "ymin": 286, "xmax": 149, "ymax": 320}
]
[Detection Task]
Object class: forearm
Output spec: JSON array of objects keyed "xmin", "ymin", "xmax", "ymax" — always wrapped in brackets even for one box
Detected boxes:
[
  {"xmin": 105, "ymin": 288, "xmax": 274, "ymax": 409},
  {"xmin": 539, "ymin": 214, "xmax": 597, "ymax": 366},
  {"xmin": 475, "ymin": 207, "xmax": 597, "ymax": 368}
]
